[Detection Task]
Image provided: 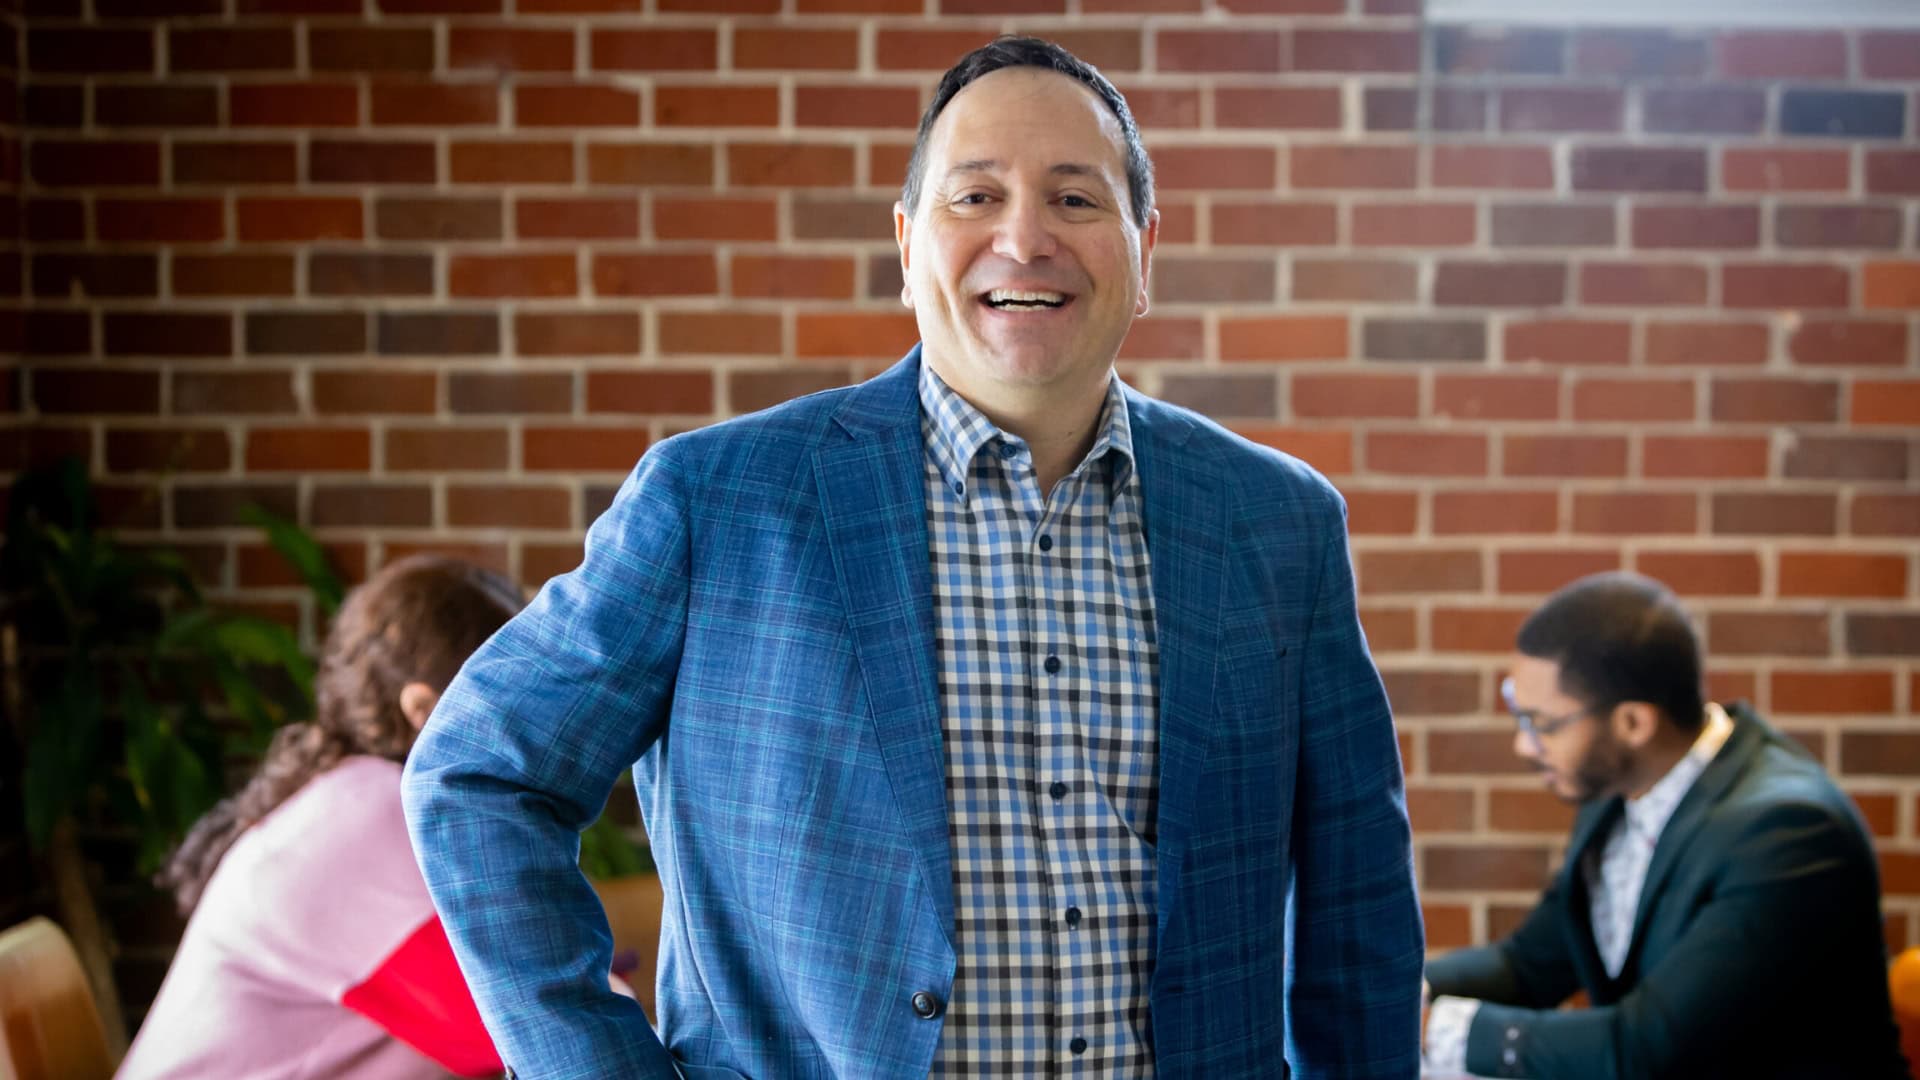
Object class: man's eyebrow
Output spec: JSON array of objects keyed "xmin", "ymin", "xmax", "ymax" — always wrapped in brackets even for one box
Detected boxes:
[{"xmin": 942, "ymin": 160, "xmax": 1112, "ymax": 182}]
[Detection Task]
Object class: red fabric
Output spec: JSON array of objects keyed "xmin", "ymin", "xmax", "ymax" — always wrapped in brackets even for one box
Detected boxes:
[{"xmin": 341, "ymin": 916, "xmax": 502, "ymax": 1078}]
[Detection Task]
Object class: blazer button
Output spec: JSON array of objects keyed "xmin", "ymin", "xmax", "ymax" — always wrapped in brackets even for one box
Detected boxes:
[{"xmin": 911, "ymin": 990, "xmax": 943, "ymax": 1019}]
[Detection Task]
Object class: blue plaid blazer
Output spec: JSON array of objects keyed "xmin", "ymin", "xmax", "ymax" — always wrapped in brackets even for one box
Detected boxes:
[{"xmin": 403, "ymin": 349, "xmax": 1423, "ymax": 1079}]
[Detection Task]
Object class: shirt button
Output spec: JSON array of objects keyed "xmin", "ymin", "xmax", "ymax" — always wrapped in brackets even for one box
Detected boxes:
[
  {"xmin": 1065, "ymin": 906, "xmax": 1081, "ymax": 927},
  {"xmin": 950, "ymin": 481, "xmax": 963, "ymax": 496},
  {"xmin": 1503, "ymin": 1048, "xmax": 1517, "ymax": 1065},
  {"xmin": 998, "ymin": 443, "xmax": 1018, "ymax": 459},
  {"xmin": 1070, "ymin": 1036, "xmax": 1088, "ymax": 1055},
  {"xmin": 911, "ymin": 990, "xmax": 943, "ymax": 1019},
  {"xmin": 1049, "ymin": 781, "xmax": 1068, "ymax": 800},
  {"xmin": 1043, "ymin": 655, "xmax": 1060, "ymax": 674},
  {"xmin": 1037, "ymin": 534, "xmax": 1053, "ymax": 551},
  {"xmin": 1507, "ymin": 1027, "xmax": 1519, "ymax": 1040}
]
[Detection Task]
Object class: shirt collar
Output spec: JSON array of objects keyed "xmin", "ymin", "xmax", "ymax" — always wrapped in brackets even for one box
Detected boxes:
[
  {"xmin": 916, "ymin": 360, "xmax": 1136, "ymax": 503},
  {"xmin": 1622, "ymin": 702, "xmax": 1736, "ymax": 842}
]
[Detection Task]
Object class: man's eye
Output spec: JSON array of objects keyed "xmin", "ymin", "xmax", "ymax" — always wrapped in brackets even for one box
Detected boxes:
[
  {"xmin": 1061, "ymin": 195, "xmax": 1095, "ymax": 208},
  {"xmin": 954, "ymin": 192, "xmax": 992, "ymax": 205}
]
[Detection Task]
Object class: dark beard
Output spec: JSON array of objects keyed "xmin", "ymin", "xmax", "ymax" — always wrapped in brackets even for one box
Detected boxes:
[{"xmin": 1566, "ymin": 728, "xmax": 1634, "ymax": 804}]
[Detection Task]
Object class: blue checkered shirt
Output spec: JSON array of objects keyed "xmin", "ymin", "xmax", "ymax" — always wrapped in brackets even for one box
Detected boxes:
[{"xmin": 919, "ymin": 364, "xmax": 1161, "ymax": 1077}]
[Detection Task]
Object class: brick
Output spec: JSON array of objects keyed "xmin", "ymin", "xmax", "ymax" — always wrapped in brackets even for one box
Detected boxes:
[
  {"xmin": 1113, "ymin": 85, "xmax": 1203, "ymax": 130},
  {"xmin": 729, "ymin": 368, "xmax": 850, "ymax": 412},
  {"xmin": 453, "ymin": 141, "xmax": 573, "ymax": 184},
  {"xmin": 1642, "ymin": 87, "xmax": 1766, "ymax": 135},
  {"xmin": 451, "ymin": 27, "xmax": 575, "ymax": 73},
  {"xmin": 377, "ymin": 312, "xmax": 500, "ymax": 356},
  {"xmin": 1154, "ymin": 147, "xmax": 1276, "ymax": 192},
  {"xmin": 655, "ymin": 197, "xmax": 778, "ymax": 242},
  {"xmin": 660, "ymin": 312, "xmax": 781, "ymax": 356},
  {"xmin": 1489, "ymin": 789, "xmax": 1576, "ymax": 835},
  {"xmin": 1843, "ymin": 735, "xmax": 1920, "ymax": 778},
  {"xmin": 1034, "ymin": 29, "xmax": 1143, "ymax": 72},
  {"xmin": 1777, "ymin": 206, "xmax": 1903, "ymax": 250},
  {"xmin": 733, "ymin": 28, "xmax": 856, "ymax": 70},
  {"xmin": 1214, "ymin": 87, "xmax": 1341, "ymax": 130},
  {"xmin": 174, "ymin": 140, "xmax": 297, "ymax": 185},
  {"xmin": 1646, "ymin": 321, "xmax": 1769, "ymax": 366},
  {"xmin": 1499, "ymin": 549, "xmax": 1622, "ymax": 594},
  {"xmin": 174, "ymin": 254, "xmax": 295, "ymax": 298},
  {"xmin": 30, "ymin": 253, "xmax": 156, "ymax": 299},
  {"xmin": 24, "ymin": 200, "xmax": 83, "ymax": 244},
  {"xmin": 245, "ymin": 310, "xmax": 367, "ymax": 355},
  {"xmin": 376, "ymin": 197, "xmax": 502, "ymax": 241},
  {"xmin": 523, "ymin": 541, "xmax": 587, "ymax": 587},
  {"xmin": 1364, "ymin": 319, "xmax": 1485, "ymax": 362},
  {"xmin": 25, "ymin": 84, "xmax": 84, "ymax": 128},
  {"xmin": 523, "ymin": 427, "xmax": 650, "ymax": 472},
  {"xmin": 95, "ymin": 84, "xmax": 217, "ymax": 128},
  {"xmin": 33, "ymin": 369, "xmax": 159, "ymax": 414},
  {"xmin": 795, "ymin": 86, "xmax": 920, "ymax": 129},
  {"xmin": 1772, "ymin": 670, "xmax": 1896, "ymax": 715},
  {"xmin": 733, "ymin": 255, "xmax": 855, "ymax": 300},
  {"xmin": 450, "ymin": 372, "xmax": 573, "ymax": 414},
  {"xmin": 312, "ymin": 484, "xmax": 432, "ymax": 528},
  {"xmin": 592, "ymin": 253, "xmax": 717, "ymax": 297},
  {"xmin": 1862, "ymin": 31, "xmax": 1920, "ymax": 78},
  {"xmin": 449, "ymin": 253, "xmax": 578, "ymax": 299},
  {"xmin": 385, "ymin": 427, "xmax": 509, "ymax": 472},
  {"xmin": 1504, "ymin": 435, "xmax": 1626, "ymax": 479},
  {"xmin": 869, "ymin": 144, "xmax": 912, "ymax": 191},
  {"xmin": 1499, "ymin": 87, "xmax": 1621, "ymax": 133},
  {"xmin": 172, "ymin": 374, "xmax": 293, "ymax": 417},
  {"xmin": 1707, "ymin": 611, "xmax": 1830, "ymax": 658},
  {"xmin": 1292, "ymin": 258, "xmax": 1414, "ymax": 303},
  {"xmin": 1779, "ymin": 90, "xmax": 1906, "ymax": 138},
  {"xmin": 517, "ymin": 84, "xmax": 639, "ymax": 128},
  {"xmin": 1424, "ymin": 845, "xmax": 1551, "ymax": 892},
  {"xmin": 1210, "ymin": 201, "xmax": 1336, "ymax": 247},
  {"xmin": 1643, "ymin": 435, "xmax": 1769, "ymax": 480},
  {"xmin": 1291, "ymin": 145, "xmax": 1417, "ymax": 190},
  {"xmin": 1351, "ymin": 203, "xmax": 1476, "ymax": 248},
  {"xmin": 29, "ymin": 28, "xmax": 153, "ymax": 74},
  {"xmin": 106, "ymin": 428, "xmax": 231, "ymax": 473},
  {"xmin": 1784, "ymin": 436, "xmax": 1909, "ymax": 482},
  {"xmin": 1506, "ymin": 320, "xmax": 1632, "ymax": 367},
  {"xmin": 22, "ymin": 311, "xmax": 92, "ymax": 357},
  {"xmin": 1216, "ymin": 316, "xmax": 1348, "ymax": 363},
  {"xmin": 237, "ymin": 540, "xmax": 368, "ymax": 591},
  {"xmin": 1429, "ymin": 727, "xmax": 1536, "ymax": 775},
  {"xmin": 517, "ymin": 311, "xmax": 640, "ymax": 357},
  {"xmin": 1711, "ymin": 377, "xmax": 1838, "ymax": 423},
  {"xmin": 1722, "ymin": 263, "xmax": 1851, "ymax": 310},
  {"xmin": 1790, "ymin": 320, "xmax": 1908, "ymax": 368},
  {"xmin": 230, "ymin": 82, "xmax": 358, "ymax": 127},
  {"xmin": 1365, "ymin": 432, "xmax": 1488, "ymax": 477},
  {"xmin": 1865, "ymin": 150, "xmax": 1920, "ymax": 195},
  {"xmin": 591, "ymin": 29, "xmax": 714, "ymax": 71},
  {"xmin": 94, "ymin": 197, "xmax": 224, "ymax": 244},
  {"xmin": 382, "ymin": 542, "xmax": 509, "ymax": 581},
  {"xmin": 653, "ymin": 84, "xmax": 775, "ymax": 128},
  {"xmin": 311, "ymin": 370, "xmax": 436, "ymax": 414},
  {"xmin": 373, "ymin": 82, "xmax": 499, "ymax": 126},
  {"xmin": 513, "ymin": 197, "xmax": 638, "ymax": 240},
  {"xmin": 1435, "ymin": 26, "xmax": 1565, "ymax": 76},
  {"xmin": 1347, "ymin": 492, "xmax": 1419, "ymax": 537},
  {"xmin": 1118, "ymin": 318, "xmax": 1205, "ymax": 362},
  {"xmin": 727, "ymin": 144, "xmax": 852, "ymax": 188},
  {"xmin": 1572, "ymin": 492, "xmax": 1696, "ymax": 535},
  {"xmin": 1573, "ymin": 147, "xmax": 1706, "ymax": 193},
  {"xmin": 1490, "ymin": 204, "xmax": 1613, "ymax": 248},
  {"xmin": 1158, "ymin": 373, "xmax": 1278, "ymax": 419},
  {"xmin": 1157, "ymin": 29, "xmax": 1281, "ymax": 73},
  {"xmin": 310, "ymin": 253, "xmax": 434, "ymax": 297},
  {"xmin": 1574, "ymin": 30, "xmax": 1708, "ymax": 79},
  {"xmin": 1865, "ymin": 262, "xmax": 1920, "ymax": 310},
  {"xmin": 1432, "ymin": 606, "xmax": 1529, "ymax": 653},
  {"xmin": 310, "ymin": 27, "xmax": 434, "ymax": 72},
  {"xmin": 1290, "ymin": 374, "xmax": 1414, "ymax": 419},
  {"xmin": 172, "ymin": 27, "xmax": 294, "ymax": 72},
  {"xmin": 1724, "ymin": 148, "xmax": 1851, "ymax": 193},
  {"xmin": 1631, "ymin": 205, "xmax": 1758, "ymax": 250},
  {"xmin": 587, "ymin": 371, "xmax": 713, "ymax": 415},
  {"xmin": 1849, "ymin": 614, "xmax": 1920, "ymax": 657},
  {"xmin": 1233, "ymin": 428, "xmax": 1352, "ymax": 475},
  {"xmin": 172, "ymin": 483, "xmax": 299, "ymax": 529},
  {"xmin": 1853, "ymin": 496, "xmax": 1920, "ymax": 537},
  {"xmin": 1430, "ymin": 145, "xmax": 1555, "ymax": 190},
  {"xmin": 309, "ymin": 139, "xmax": 436, "ymax": 184},
  {"xmin": 1155, "ymin": 257, "xmax": 1276, "ymax": 304},
  {"xmin": 1292, "ymin": 28, "xmax": 1418, "ymax": 72},
  {"xmin": 32, "ymin": 140, "xmax": 160, "ymax": 187},
  {"xmin": 1361, "ymin": 86, "xmax": 1487, "ymax": 134},
  {"xmin": 1434, "ymin": 491, "xmax": 1558, "ymax": 536},
  {"xmin": 1215, "ymin": 0, "xmax": 1343, "ymax": 10},
  {"xmin": 1633, "ymin": 551, "xmax": 1761, "ymax": 596},
  {"xmin": 237, "ymin": 197, "xmax": 362, "ymax": 244},
  {"xmin": 1435, "ymin": 261, "xmax": 1565, "ymax": 307},
  {"xmin": 1572, "ymin": 377, "xmax": 1694, "ymax": 421},
  {"xmin": 246, "ymin": 427, "xmax": 370, "ymax": 472},
  {"xmin": 1431, "ymin": 375, "xmax": 1558, "ymax": 422},
  {"xmin": 1853, "ymin": 381, "xmax": 1920, "ymax": 427},
  {"xmin": 448, "ymin": 484, "xmax": 573, "ymax": 530},
  {"xmin": 1712, "ymin": 493, "xmax": 1837, "ymax": 536},
  {"xmin": 1407, "ymin": 786, "xmax": 1475, "ymax": 832},
  {"xmin": 1715, "ymin": 30, "xmax": 1845, "ymax": 79},
  {"xmin": 105, "ymin": 313, "xmax": 231, "ymax": 357},
  {"xmin": 1385, "ymin": 671, "xmax": 1484, "ymax": 718}
]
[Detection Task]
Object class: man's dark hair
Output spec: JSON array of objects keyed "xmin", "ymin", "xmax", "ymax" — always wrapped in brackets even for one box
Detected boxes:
[
  {"xmin": 900, "ymin": 35, "xmax": 1155, "ymax": 229},
  {"xmin": 1516, "ymin": 571, "xmax": 1707, "ymax": 734}
]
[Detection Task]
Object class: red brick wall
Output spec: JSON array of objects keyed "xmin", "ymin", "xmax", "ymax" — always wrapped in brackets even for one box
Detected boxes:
[{"xmin": 2, "ymin": 0, "xmax": 1916, "ymax": 994}]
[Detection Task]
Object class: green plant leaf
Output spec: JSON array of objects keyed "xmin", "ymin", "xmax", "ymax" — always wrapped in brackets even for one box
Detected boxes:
[{"xmin": 239, "ymin": 504, "xmax": 345, "ymax": 617}]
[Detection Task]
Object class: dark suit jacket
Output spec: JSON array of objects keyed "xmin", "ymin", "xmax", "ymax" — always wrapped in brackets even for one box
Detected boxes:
[{"xmin": 1425, "ymin": 704, "xmax": 1906, "ymax": 1079}]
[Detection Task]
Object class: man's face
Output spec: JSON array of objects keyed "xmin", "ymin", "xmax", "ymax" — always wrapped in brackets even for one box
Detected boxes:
[
  {"xmin": 894, "ymin": 67, "xmax": 1157, "ymax": 410},
  {"xmin": 1507, "ymin": 654, "xmax": 1630, "ymax": 804}
]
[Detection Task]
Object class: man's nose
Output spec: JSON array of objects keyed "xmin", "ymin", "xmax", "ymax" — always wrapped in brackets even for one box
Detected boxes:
[
  {"xmin": 1512, "ymin": 727, "xmax": 1539, "ymax": 761},
  {"xmin": 992, "ymin": 197, "xmax": 1057, "ymax": 263}
]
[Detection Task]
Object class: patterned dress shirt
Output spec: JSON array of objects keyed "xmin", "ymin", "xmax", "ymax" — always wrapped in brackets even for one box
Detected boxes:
[{"xmin": 919, "ymin": 363, "xmax": 1161, "ymax": 1077}]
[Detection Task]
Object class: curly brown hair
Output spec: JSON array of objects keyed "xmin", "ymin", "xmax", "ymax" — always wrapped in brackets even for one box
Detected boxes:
[{"xmin": 158, "ymin": 554, "xmax": 523, "ymax": 915}]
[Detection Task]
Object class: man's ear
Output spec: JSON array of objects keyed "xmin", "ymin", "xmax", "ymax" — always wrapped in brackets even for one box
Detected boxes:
[
  {"xmin": 1135, "ymin": 207, "xmax": 1160, "ymax": 316},
  {"xmin": 399, "ymin": 681, "xmax": 440, "ymax": 733},
  {"xmin": 893, "ymin": 201, "xmax": 915, "ymax": 308},
  {"xmin": 1611, "ymin": 701, "xmax": 1663, "ymax": 750}
]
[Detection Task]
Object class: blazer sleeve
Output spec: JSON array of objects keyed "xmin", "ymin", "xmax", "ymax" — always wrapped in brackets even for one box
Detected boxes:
[
  {"xmin": 402, "ymin": 447, "xmax": 694, "ymax": 1079},
  {"xmin": 1459, "ymin": 798, "xmax": 1881, "ymax": 1079},
  {"xmin": 1284, "ymin": 497, "xmax": 1426, "ymax": 1078},
  {"xmin": 1425, "ymin": 874, "xmax": 1583, "ymax": 1008}
]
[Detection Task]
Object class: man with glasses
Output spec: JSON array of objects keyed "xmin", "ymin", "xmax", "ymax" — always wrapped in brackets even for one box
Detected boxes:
[{"xmin": 1421, "ymin": 571, "xmax": 1905, "ymax": 1079}]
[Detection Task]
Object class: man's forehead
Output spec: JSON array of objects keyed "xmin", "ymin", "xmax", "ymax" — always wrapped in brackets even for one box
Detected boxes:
[{"xmin": 928, "ymin": 67, "xmax": 1127, "ymax": 160}]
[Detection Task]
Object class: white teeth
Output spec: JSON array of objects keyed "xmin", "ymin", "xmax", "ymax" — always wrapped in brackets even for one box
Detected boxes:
[{"xmin": 987, "ymin": 289, "xmax": 1065, "ymax": 304}]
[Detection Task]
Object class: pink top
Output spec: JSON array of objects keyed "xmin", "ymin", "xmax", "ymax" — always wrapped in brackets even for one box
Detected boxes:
[{"xmin": 119, "ymin": 755, "xmax": 499, "ymax": 1080}]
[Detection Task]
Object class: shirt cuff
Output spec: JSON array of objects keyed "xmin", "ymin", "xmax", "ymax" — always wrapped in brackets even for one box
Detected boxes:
[{"xmin": 1423, "ymin": 994, "xmax": 1481, "ymax": 1075}]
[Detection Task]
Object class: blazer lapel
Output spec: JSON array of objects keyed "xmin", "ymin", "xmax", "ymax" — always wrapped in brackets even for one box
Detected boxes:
[
  {"xmin": 814, "ymin": 350, "xmax": 954, "ymax": 946},
  {"xmin": 1562, "ymin": 796, "xmax": 1622, "ymax": 990},
  {"xmin": 1123, "ymin": 388, "xmax": 1228, "ymax": 944}
]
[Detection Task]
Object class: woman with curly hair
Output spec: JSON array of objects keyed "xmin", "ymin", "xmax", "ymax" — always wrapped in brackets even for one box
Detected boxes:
[{"xmin": 120, "ymin": 554, "xmax": 522, "ymax": 1079}]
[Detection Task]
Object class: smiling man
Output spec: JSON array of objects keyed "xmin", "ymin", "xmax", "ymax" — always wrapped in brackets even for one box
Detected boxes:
[
  {"xmin": 1423, "ymin": 572, "xmax": 1905, "ymax": 1079},
  {"xmin": 405, "ymin": 37, "xmax": 1421, "ymax": 1079}
]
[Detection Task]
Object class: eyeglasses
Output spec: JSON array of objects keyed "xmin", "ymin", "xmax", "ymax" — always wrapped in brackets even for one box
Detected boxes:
[{"xmin": 1501, "ymin": 676, "xmax": 1594, "ymax": 742}]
